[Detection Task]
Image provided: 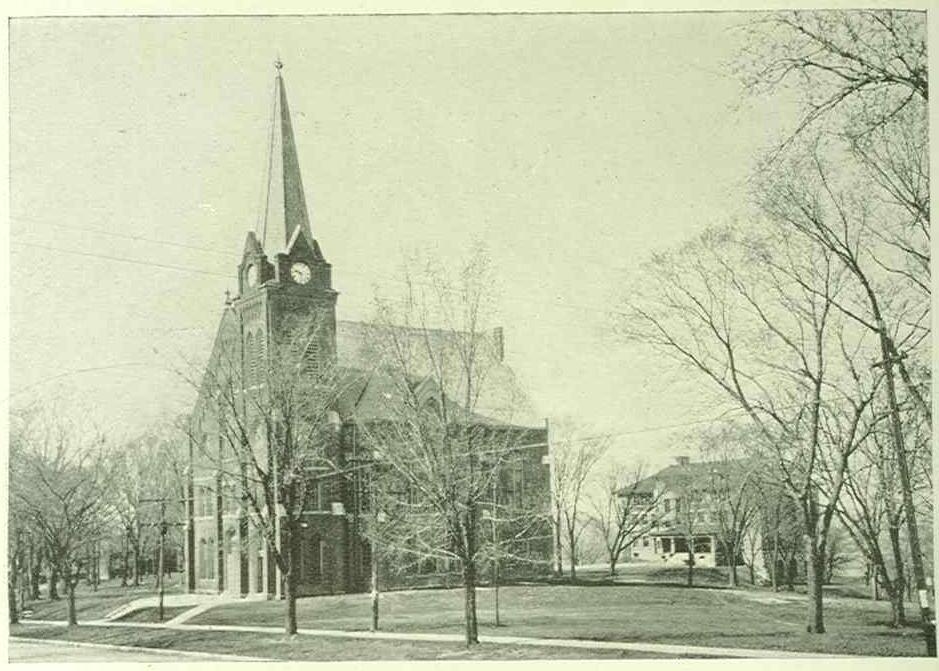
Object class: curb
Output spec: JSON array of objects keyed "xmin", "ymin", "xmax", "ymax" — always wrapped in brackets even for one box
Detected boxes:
[
  {"xmin": 9, "ymin": 635, "xmax": 273, "ymax": 661},
  {"xmin": 15, "ymin": 618, "xmax": 851, "ymax": 659}
]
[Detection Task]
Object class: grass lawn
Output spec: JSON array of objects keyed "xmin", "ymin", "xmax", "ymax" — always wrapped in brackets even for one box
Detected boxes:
[
  {"xmin": 18, "ymin": 575, "xmax": 183, "ymax": 623},
  {"xmin": 116, "ymin": 606, "xmax": 193, "ymax": 623},
  {"xmin": 193, "ymin": 582, "xmax": 930, "ymax": 657},
  {"xmin": 9, "ymin": 624, "xmax": 674, "ymax": 661}
]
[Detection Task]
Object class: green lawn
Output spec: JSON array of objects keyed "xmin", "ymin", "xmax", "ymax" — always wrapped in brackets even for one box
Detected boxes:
[
  {"xmin": 192, "ymin": 583, "xmax": 930, "ymax": 657},
  {"xmin": 18, "ymin": 575, "xmax": 183, "ymax": 623},
  {"xmin": 9, "ymin": 624, "xmax": 672, "ymax": 661},
  {"xmin": 116, "ymin": 605, "xmax": 193, "ymax": 623}
]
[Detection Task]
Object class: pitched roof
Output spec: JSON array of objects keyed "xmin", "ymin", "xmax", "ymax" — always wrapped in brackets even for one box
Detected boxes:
[
  {"xmin": 259, "ymin": 63, "xmax": 315, "ymax": 254},
  {"xmin": 335, "ymin": 320, "xmax": 539, "ymax": 426},
  {"xmin": 624, "ymin": 459, "xmax": 750, "ymax": 496},
  {"xmin": 333, "ymin": 365, "xmax": 522, "ymax": 428}
]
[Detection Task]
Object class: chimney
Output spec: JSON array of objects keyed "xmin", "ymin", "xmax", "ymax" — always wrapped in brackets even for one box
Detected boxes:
[{"xmin": 675, "ymin": 455, "xmax": 690, "ymax": 466}]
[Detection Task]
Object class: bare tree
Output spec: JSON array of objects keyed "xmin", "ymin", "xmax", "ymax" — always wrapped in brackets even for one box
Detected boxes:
[
  {"xmin": 550, "ymin": 432, "xmax": 606, "ymax": 583},
  {"xmin": 10, "ymin": 406, "xmax": 113, "ymax": 626},
  {"xmin": 759, "ymin": 491, "xmax": 803, "ymax": 592},
  {"xmin": 187, "ymin": 311, "xmax": 350, "ymax": 635},
  {"xmin": 109, "ymin": 435, "xmax": 170, "ymax": 587},
  {"xmin": 666, "ymin": 465, "xmax": 711, "ymax": 588},
  {"xmin": 698, "ymin": 426, "xmax": 761, "ymax": 587},
  {"xmin": 361, "ymin": 246, "xmax": 540, "ymax": 646},
  {"xmin": 588, "ymin": 462, "xmax": 662, "ymax": 579},
  {"xmin": 742, "ymin": 16, "xmax": 932, "ymax": 639},
  {"xmin": 618, "ymin": 223, "xmax": 880, "ymax": 632},
  {"xmin": 739, "ymin": 10, "xmax": 927, "ymax": 154}
]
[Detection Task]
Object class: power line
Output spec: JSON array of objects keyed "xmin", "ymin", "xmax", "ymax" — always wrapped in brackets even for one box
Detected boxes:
[
  {"xmin": 11, "ymin": 231, "xmax": 622, "ymax": 341},
  {"xmin": 10, "ymin": 214, "xmax": 621, "ymax": 320},
  {"xmin": 12, "ymin": 240, "xmax": 233, "ymax": 279},
  {"xmin": 11, "ymin": 215, "xmax": 232, "ymax": 258}
]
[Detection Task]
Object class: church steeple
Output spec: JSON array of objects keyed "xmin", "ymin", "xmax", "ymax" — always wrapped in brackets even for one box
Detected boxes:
[{"xmin": 259, "ymin": 60, "xmax": 315, "ymax": 253}]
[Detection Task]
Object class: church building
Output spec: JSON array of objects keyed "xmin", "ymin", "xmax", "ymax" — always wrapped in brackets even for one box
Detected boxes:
[{"xmin": 184, "ymin": 62, "xmax": 552, "ymax": 599}]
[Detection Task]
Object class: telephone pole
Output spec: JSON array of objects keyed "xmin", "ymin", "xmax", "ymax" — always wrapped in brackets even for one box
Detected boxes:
[
  {"xmin": 873, "ymin": 339, "xmax": 935, "ymax": 656},
  {"xmin": 141, "ymin": 497, "xmax": 184, "ymax": 622}
]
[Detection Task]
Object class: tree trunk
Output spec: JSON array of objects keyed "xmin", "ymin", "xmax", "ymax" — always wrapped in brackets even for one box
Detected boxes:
[
  {"xmin": 876, "ymin": 322, "xmax": 932, "ymax": 648},
  {"xmin": 370, "ymin": 546, "xmax": 379, "ymax": 632},
  {"xmin": 121, "ymin": 542, "xmax": 129, "ymax": 588},
  {"xmin": 29, "ymin": 550, "xmax": 41, "ymax": 601},
  {"xmin": 284, "ymin": 569, "xmax": 297, "ymax": 636},
  {"xmin": 553, "ymin": 506, "xmax": 562, "ymax": 578},
  {"xmin": 805, "ymin": 538, "xmax": 825, "ymax": 634},
  {"xmin": 92, "ymin": 544, "xmax": 99, "ymax": 592},
  {"xmin": 686, "ymin": 545, "xmax": 694, "ymax": 587},
  {"xmin": 132, "ymin": 544, "xmax": 141, "ymax": 587},
  {"xmin": 26, "ymin": 542, "xmax": 42, "ymax": 601},
  {"xmin": 493, "ymin": 555, "xmax": 501, "ymax": 627},
  {"xmin": 785, "ymin": 554, "xmax": 796, "ymax": 591},
  {"xmin": 462, "ymin": 558, "xmax": 479, "ymax": 645},
  {"xmin": 728, "ymin": 545, "xmax": 737, "ymax": 588},
  {"xmin": 282, "ymin": 518, "xmax": 298, "ymax": 636},
  {"xmin": 609, "ymin": 556, "xmax": 617, "ymax": 580},
  {"xmin": 567, "ymin": 526, "xmax": 577, "ymax": 583},
  {"xmin": 65, "ymin": 567, "xmax": 78, "ymax": 626},
  {"xmin": 9, "ymin": 574, "xmax": 19, "ymax": 624},
  {"xmin": 749, "ymin": 564, "xmax": 755, "ymax": 585},
  {"xmin": 888, "ymin": 525, "xmax": 907, "ymax": 626},
  {"xmin": 770, "ymin": 534, "xmax": 779, "ymax": 592},
  {"xmin": 48, "ymin": 564, "xmax": 59, "ymax": 600},
  {"xmin": 720, "ymin": 540, "xmax": 737, "ymax": 588}
]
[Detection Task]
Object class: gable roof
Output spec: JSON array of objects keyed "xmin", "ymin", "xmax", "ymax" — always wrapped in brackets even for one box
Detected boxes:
[
  {"xmin": 333, "ymin": 366, "xmax": 519, "ymax": 428},
  {"xmin": 335, "ymin": 320, "xmax": 538, "ymax": 425}
]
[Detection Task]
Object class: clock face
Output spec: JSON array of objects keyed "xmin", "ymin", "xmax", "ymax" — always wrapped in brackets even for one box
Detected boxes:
[
  {"xmin": 290, "ymin": 262, "xmax": 312, "ymax": 285},
  {"xmin": 246, "ymin": 264, "xmax": 258, "ymax": 287}
]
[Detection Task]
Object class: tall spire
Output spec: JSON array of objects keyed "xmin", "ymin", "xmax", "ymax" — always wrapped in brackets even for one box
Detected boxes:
[{"xmin": 259, "ymin": 59, "xmax": 314, "ymax": 252}]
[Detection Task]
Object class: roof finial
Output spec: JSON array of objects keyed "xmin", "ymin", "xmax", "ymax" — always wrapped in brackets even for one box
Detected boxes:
[{"xmin": 274, "ymin": 57, "xmax": 283, "ymax": 72}]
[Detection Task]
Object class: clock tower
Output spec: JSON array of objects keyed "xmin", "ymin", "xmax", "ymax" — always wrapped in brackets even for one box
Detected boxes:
[{"xmin": 233, "ymin": 60, "xmax": 338, "ymax": 372}]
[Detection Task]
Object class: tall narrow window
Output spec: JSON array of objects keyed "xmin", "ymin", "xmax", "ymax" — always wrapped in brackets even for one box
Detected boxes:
[
  {"xmin": 303, "ymin": 338, "xmax": 321, "ymax": 376},
  {"xmin": 256, "ymin": 331, "xmax": 266, "ymax": 382},
  {"xmin": 306, "ymin": 535, "xmax": 322, "ymax": 582},
  {"xmin": 245, "ymin": 333, "xmax": 255, "ymax": 387}
]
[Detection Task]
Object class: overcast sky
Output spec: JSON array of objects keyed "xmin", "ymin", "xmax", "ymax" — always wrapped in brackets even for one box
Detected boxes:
[{"xmin": 9, "ymin": 12, "xmax": 801, "ymax": 469}]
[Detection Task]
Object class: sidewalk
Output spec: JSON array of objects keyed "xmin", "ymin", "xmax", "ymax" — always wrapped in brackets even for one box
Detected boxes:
[
  {"xmin": 102, "ymin": 592, "xmax": 242, "ymax": 621},
  {"xmin": 9, "ymin": 635, "xmax": 273, "ymax": 662},
  {"xmin": 15, "ymin": 617, "xmax": 850, "ymax": 659}
]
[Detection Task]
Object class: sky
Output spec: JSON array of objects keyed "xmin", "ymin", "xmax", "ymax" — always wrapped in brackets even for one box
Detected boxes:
[{"xmin": 9, "ymin": 12, "xmax": 801, "ymax": 470}]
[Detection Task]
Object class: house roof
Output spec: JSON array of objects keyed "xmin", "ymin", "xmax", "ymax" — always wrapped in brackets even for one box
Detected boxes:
[{"xmin": 623, "ymin": 459, "xmax": 750, "ymax": 496}]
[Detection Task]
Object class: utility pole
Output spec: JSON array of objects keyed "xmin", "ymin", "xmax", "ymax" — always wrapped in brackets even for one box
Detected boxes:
[
  {"xmin": 491, "ymin": 473, "xmax": 501, "ymax": 627},
  {"xmin": 543, "ymin": 418, "xmax": 561, "ymax": 578},
  {"xmin": 141, "ymin": 497, "xmax": 184, "ymax": 622},
  {"xmin": 873, "ymin": 339, "xmax": 935, "ymax": 656}
]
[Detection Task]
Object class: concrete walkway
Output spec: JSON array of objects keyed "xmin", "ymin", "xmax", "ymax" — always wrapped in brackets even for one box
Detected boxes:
[
  {"xmin": 15, "ymin": 618, "xmax": 850, "ymax": 659},
  {"xmin": 102, "ymin": 592, "xmax": 241, "ymax": 622}
]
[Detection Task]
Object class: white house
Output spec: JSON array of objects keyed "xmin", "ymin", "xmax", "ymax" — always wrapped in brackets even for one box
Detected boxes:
[{"xmin": 622, "ymin": 456, "xmax": 747, "ymax": 569}]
